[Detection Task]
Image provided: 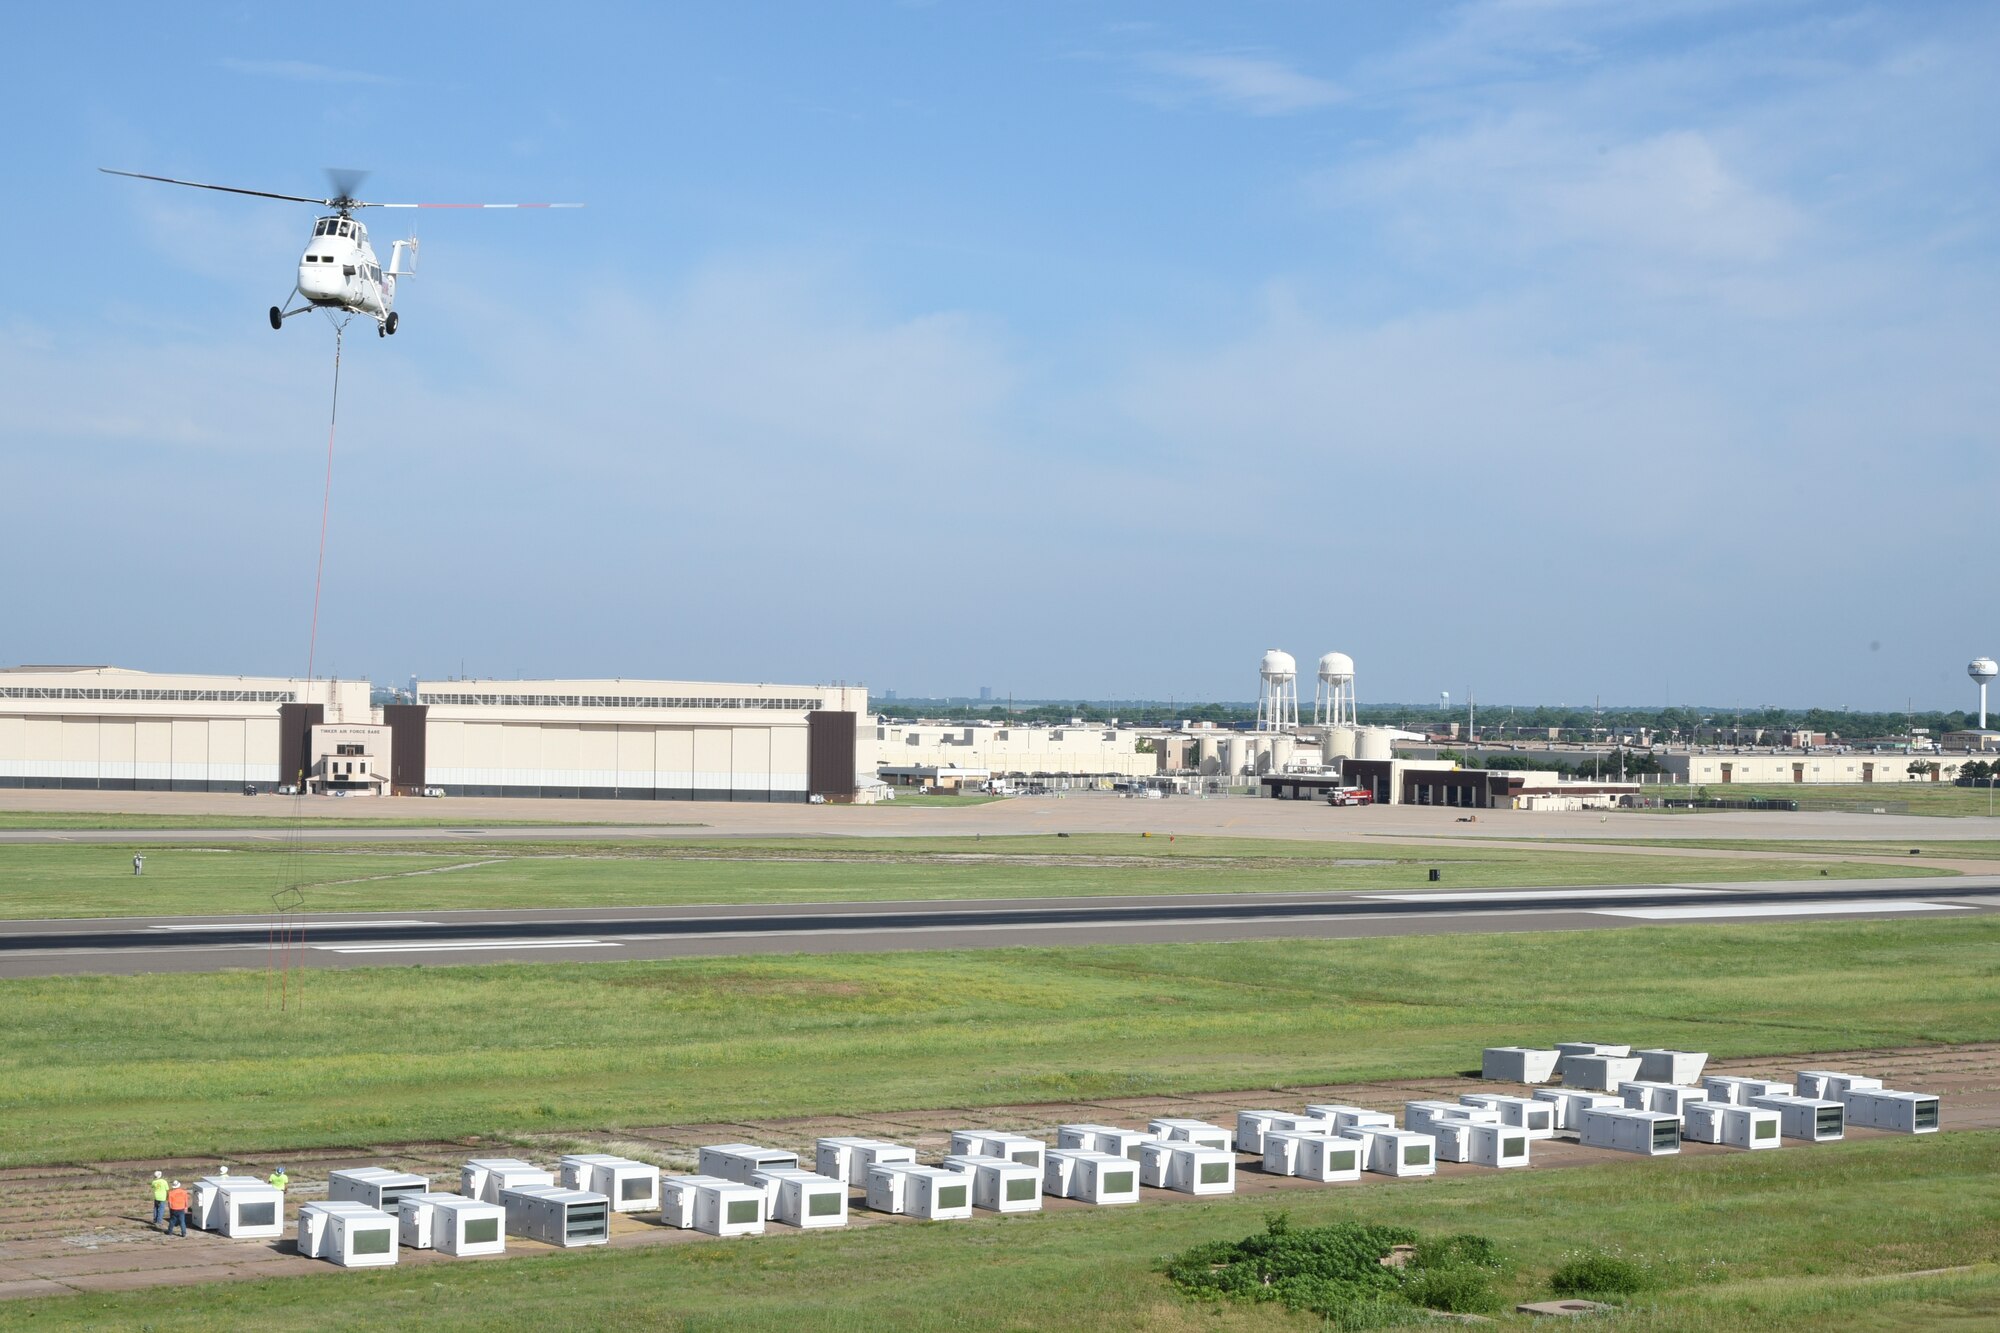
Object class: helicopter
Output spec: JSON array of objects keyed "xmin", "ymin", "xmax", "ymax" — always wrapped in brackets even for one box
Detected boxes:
[{"xmin": 99, "ymin": 168, "xmax": 580, "ymax": 337}]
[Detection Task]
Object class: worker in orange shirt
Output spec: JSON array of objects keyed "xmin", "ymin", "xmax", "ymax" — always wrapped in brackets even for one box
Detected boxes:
[{"xmin": 165, "ymin": 1180, "xmax": 191, "ymax": 1236}]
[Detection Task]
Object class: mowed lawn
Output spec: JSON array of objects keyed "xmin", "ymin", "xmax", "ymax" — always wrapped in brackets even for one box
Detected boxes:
[
  {"xmin": 3, "ymin": 1133, "xmax": 1994, "ymax": 1330},
  {"xmin": 0, "ymin": 834, "xmax": 1954, "ymax": 919},
  {"xmin": 0, "ymin": 917, "xmax": 1993, "ymax": 1165}
]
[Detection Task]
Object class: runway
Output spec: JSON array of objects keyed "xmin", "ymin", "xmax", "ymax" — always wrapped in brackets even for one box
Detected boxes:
[{"xmin": 2, "ymin": 876, "xmax": 1993, "ymax": 976}]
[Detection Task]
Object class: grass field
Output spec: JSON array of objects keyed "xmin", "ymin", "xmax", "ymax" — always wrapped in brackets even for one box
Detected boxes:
[
  {"xmin": 1645, "ymin": 781, "xmax": 2000, "ymax": 817},
  {"xmin": 0, "ymin": 834, "xmax": 1952, "ymax": 919},
  {"xmin": 1549, "ymin": 838, "xmax": 2000, "ymax": 861},
  {"xmin": 1, "ymin": 916, "xmax": 1992, "ymax": 1166},
  {"xmin": 3, "ymin": 1132, "xmax": 1993, "ymax": 1330}
]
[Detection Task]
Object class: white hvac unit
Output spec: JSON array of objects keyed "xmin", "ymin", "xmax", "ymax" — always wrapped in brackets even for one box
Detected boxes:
[
  {"xmin": 1404, "ymin": 1101, "xmax": 1495, "ymax": 1137},
  {"xmin": 1681, "ymin": 1102, "xmax": 1782, "ymax": 1150},
  {"xmin": 1432, "ymin": 1121, "xmax": 1531, "ymax": 1169},
  {"xmin": 1557, "ymin": 1041, "xmax": 1633, "ymax": 1059},
  {"xmin": 297, "ymin": 1200, "xmax": 399, "ymax": 1267},
  {"xmin": 1617, "ymin": 1081, "xmax": 1711, "ymax": 1116},
  {"xmin": 461, "ymin": 1158, "xmax": 554, "ymax": 1206},
  {"xmin": 500, "ymin": 1185, "xmax": 610, "ymax": 1248},
  {"xmin": 1138, "ymin": 1141, "xmax": 1235, "ymax": 1195},
  {"xmin": 200, "ymin": 1177, "xmax": 285, "ymax": 1239},
  {"xmin": 941, "ymin": 1154, "xmax": 1043, "ymax": 1213},
  {"xmin": 1795, "ymin": 1070, "xmax": 1883, "ymax": 1101},
  {"xmin": 1749, "ymin": 1094, "xmax": 1845, "ymax": 1142},
  {"xmin": 1481, "ymin": 1047, "xmax": 1562, "ymax": 1084},
  {"xmin": 1457, "ymin": 1094, "xmax": 1556, "ymax": 1140},
  {"xmin": 1635, "ymin": 1049, "xmax": 1709, "ymax": 1084},
  {"xmin": 1562, "ymin": 1054, "xmax": 1644, "ymax": 1093},
  {"xmin": 661, "ymin": 1175, "xmax": 767, "ymax": 1237},
  {"xmin": 1341, "ymin": 1128, "xmax": 1436, "ymax": 1178},
  {"xmin": 328, "ymin": 1167, "xmax": 432, "ymax": 1215},
  {"xmin": 1042, "ymin": 1150, "xmax": 1141, "ymax": 1204},
  {"xmin": 948, "ymin": 1131, "xmax": 1046, "ymax": 1171},
  {"xmin": 1532, "ymin": 1088, "xmax": 1621, "ymax": 1132},
  {"xmin": 1578, "ymin": 1107, "xmax": 1682, "ymax": 1156},
  {"xmin": 1843, "ymin": 1089, "xmax": 1941, "ymax": 1135},
  {"xmin": 559, "ymin": 1155, "xmax": 660, "ymax": 1213},
  {"xmin": 753, "ymin": 1168, "xmax": 850, "ymax": 1228},
  {"xmin": 1235, "ymin": 1109, "xmax": 1330, "ymax": 1153},
  {"xmin": 1262, "ymin": 1132, "xmax": 1361, "ymax": 1182},
  {"xmin": 1055, "ymin": 1123, "xmax": 1155, "ymax": 1162},
  {"xmin": 815, "ymin": 1138, "xmax": 916, "ymax": 1187},
  {"xmin": 398, "ymin": 1193, "xmax": 507, "ymax": 1255},
  {"xmin": 1306, "ymin": 1104, "xmax": 1393, "ymax": 1135},
  {"xmin": 865, "ymin": 1164, "xmax": 973, "ymax": 1220},
  {"xmin": 191, "ymin": 1175, "xmax": 251, "ymax": 1232},
  {"xmin": 1147, "ymin": 1118, "xmax": 1234, "ymax": 1152},
  {"xmin": 697, "ymin": 1143, "xmax": 802, "ymax": 1187},
  {"xmin": 1702, "ymin": 1076, "xmax": 1791, "ymax": 1106}
]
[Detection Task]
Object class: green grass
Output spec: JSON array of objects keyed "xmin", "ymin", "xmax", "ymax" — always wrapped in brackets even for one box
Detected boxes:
[
  {"xmin": 1547, "ymin": 838, "xmax": 2000, "ymax": 861},
  {"xmin": 1644, "ymin": 782, "xmax": 2000, "ymax": 817},
  {"xmin": 1, "ymin": 916, "xmax": 1993, "ymax": 1165},
  {"xmin": 0, "ymin": 834, "xmax": 1953, "ymax": 919},
  {"xmin": 3, "ymin": 1133, "xmax": 1994, "ymax": 1330}
]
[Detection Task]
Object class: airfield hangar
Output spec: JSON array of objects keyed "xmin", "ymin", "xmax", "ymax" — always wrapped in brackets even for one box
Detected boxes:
[{"xmin": 0, "ymin": 665, "xmax": 869, "ymax": 801}]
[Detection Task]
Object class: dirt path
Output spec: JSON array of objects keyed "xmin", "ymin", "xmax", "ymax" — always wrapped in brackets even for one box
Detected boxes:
[{"xmin": 2, "ymin": 1042, "xmax": 1988, "ymax": 1303}]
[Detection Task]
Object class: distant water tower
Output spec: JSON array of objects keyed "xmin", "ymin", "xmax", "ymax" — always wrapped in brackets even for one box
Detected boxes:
[
  {"xmin": 1257, "ymin": 650, "xmax": 1299, "ymax": 732},
  {"xmin": 1315, "ymin": 652, "xmax": 1356, "ymax": 728},
  {"xmin": 1972, "ymin": 657, "xmax": 1999, "ymax": 729}
]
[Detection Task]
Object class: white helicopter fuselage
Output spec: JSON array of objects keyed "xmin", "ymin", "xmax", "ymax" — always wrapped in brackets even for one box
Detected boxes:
[{"xmin": 298, "ymin": 215, "xmax": 393, "ymax": 318}]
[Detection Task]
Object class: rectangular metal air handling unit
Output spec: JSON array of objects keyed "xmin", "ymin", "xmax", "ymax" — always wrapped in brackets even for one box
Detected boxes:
[
  {"xmin": 1481, "ymin": 1047, "xmax": 1562, "ymax": 1084},
  {"xmin": 398, "ymin": 1193, "xmax": 506, "ymax": 1255},
  {"xmin": 1795, "ymin": 1070, "xmax": 1884, "ymax": 1101},
  {"xmin": 1042, "ymin": 1150, "xmax": 1141, "ymax": 1205},
  {"xmin": 1431, "ymin": 1121, "xmax": 1530, "ymax": 1168},
  {"xmin": 753, "ymin": 1168, "xmax": 850, "ymax": 1227},
  {"xmin": 199, "ymin": 1177, "xmax": 284, "ymax": 1239},
  {"xmin": 815, "ymin": 1138, "xmax": 916, "ymax": 1187},
  {"xmin": 1842, "ymin": 1089, "xmax": 1939, "ymax": 1134},
  {"xmin": 1635, "ymin": 1049, "xmax": 1709, "ymax": 1084},
  {"xmin": 1404, "ymin": 1101, "xmax": 1498, "ymax": 1137},
  {"xmin": 1306, "ymin": 1104, "xmax": 1394, "ymax": 1135},
  {"xmin": 948, "ymin": 1131, "xmax": 1047, "ymax": 1171},
  {"xmin": 1138, "ymin": 1141, "xmax": 1235, "ymax": 1195},
  {"xmin": 559, "ymin": 1154, "xmax": 660, "ymax": 1213},
  {"xmin": 1531, "ymin": 1088, "xmax": 1621, "ymax": 1133},
  {"xmin": 1749, "ymin": 1094, "xmax": 1846, "ymax": 1142},
  {"xmin": 1262, "ymin": 1132, "xmax": 1362, "ymax": 1182},
  {"xmin": 297, "ymin": 1201, "xmax": 399, "ymax": 1267},
  {"xmin": 1681, "ymin": 1102, "xmax": 1782, "ymax": 1150},
  {"xmin": 698, "ymin": 1144, "xmax": 802, "ymax": 1187},
  {"xmin": 1561, "ymin": 1054, "xmax": 1645, "ymax": 1093},
  {"xmin": 328, "ymin": 1167, "xmax": 432, "ymax": 1215},
  {"xmin": 1235, "ymin": 1109, "xmax": 1328, "ymax": 1153},
  {"xmin": 1340, "ymin": 1128, "xmax": 1436, "ymax": 1178},
  {"xmin": 1557, "ymin": 1041, "xmax": 1633, "ymax": 1060},
  {"xmin": 940, "ymin": 1155, "xmax": 1043, "ymax": 1213},
  {"xmin": 1578, "ymin": 1107, "xmax": 1682, "ymax": 1156},
  {"xmin": 1458, "ymin": 1093, "xmax": 1557, "ymax": 1139},
  {"xmin": 865, "ymin": 1164, "xmax": 974, "ymax": 1220},
  {"xmin": 1147, "ymin": 1118, "xmax": 1234, "ymax": 1152},
  {"xmin": 661, "ymin": 1175, "xmax": 767, "ymax": 1237},
  {"xmin": 1618, "ymin": 1081, "xmax": 1712, "ymax": 1116},
  {"xmin": 1702, "ymin": 1076, "xmax": 1791, "ymax": 1106},
  {"xmin": 461, "ymin": 1158, "xmax": 554, "ymax": 1206},
  {"xmin": 1055, "ymin": 1124, "xmax": 1155, "ymax": 1162},
  {"xmin": 500, "ymin": 1185, "xmax": 610, "ymax": 1248}
]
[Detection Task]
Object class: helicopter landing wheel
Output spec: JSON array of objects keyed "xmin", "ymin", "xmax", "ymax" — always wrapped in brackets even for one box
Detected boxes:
[
  {"xmin": 385, "ymin": 312, "xmax": 399, "ymax": 336},
  {"xmin": 377, "ymin": 322, "xmax": 386, "ymax": 339},
  {"xmin": 269, "ymin": 306, "xmax": 283, "ymax": 331}
]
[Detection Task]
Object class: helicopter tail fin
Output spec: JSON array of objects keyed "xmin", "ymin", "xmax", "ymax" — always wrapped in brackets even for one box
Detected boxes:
[{"xmin": 389, "ymin": 237, "xmax": 419, "ymax": 277}]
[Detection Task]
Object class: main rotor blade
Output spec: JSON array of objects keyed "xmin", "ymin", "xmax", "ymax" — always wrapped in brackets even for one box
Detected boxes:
[
  {"xmin": 99, "ymin": 168, "xmax": 329, "ymax": 207},
  {"xmin": 367, "ymin": 202, "xmax": 585, "ymax": 209}
]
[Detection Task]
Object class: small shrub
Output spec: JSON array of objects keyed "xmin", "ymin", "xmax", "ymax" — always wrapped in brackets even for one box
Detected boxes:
[
  {"xmin": 1398, "ymin": 1263, "xmax": 1503, "ymax": 1314},
  {"xmin": 1162, "ymin": 1217, "xmax": 1501, "ymax": 1321},
  {"xmin": 1550, "ymin": 1248, "xmax": 1653, "ymax": 1298}
]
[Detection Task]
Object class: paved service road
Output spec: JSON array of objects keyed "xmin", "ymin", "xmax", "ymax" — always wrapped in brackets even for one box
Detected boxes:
[{"xmin": 2, "ymin": 877, "xmax": 1994, "ymax": 976}]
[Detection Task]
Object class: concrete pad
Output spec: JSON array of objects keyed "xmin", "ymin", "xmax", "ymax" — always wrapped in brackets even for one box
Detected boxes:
[{"xmin": 0, "ymin": 1279, "xmax": 74, "ymax": 1300}]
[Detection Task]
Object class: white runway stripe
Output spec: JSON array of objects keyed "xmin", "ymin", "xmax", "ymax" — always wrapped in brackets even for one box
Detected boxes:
[
  {"xmin": 311, "ymin": 939, "xmax": 619, "ymax": 954},
  {"xmin": 1592, "ymin": 901, "xmax": 1962, "ymax": 920},
  {"xmin": 1361, "ymin": 888, "xmax": 1720, "ymax": 903},
  {"xmin": 150, "ymin": 920, "xmax": 436, "ymax": 931}
]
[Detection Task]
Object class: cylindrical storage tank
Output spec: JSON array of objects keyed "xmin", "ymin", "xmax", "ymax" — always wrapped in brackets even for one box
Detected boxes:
[
  {"xmin": 1270, "ymin": 734, "xmax": 1297, "ymax": 771},
  {"xmin": 1197, "ymin": 736, "xmax": 1221, "ymax": 768},
  {"xmin": 1356, "ymin": 727, "xmax": 1393, "ymax": 761},
  {"xmin": 1323, "ymin": 727, "xmax": 1358, "ymax": 762}
]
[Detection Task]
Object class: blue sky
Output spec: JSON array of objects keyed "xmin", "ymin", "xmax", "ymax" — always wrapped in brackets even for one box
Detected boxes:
[{"xmin": 3, "ymin": 1, "xmax": 1996, "ymax": 708}]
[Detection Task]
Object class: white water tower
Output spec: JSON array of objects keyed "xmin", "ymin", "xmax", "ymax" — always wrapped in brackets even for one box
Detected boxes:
[
  {"xmin": 1972, "ymin": 657, "xmax": 1999, "ymax": 729},
  {"xmin": 1315, "ymin": 652, "xmax": 1356, "ymax": 728},
  {"xmin": 1257, "ymin": 650, "xmax": 1299, "ymax": 732}
]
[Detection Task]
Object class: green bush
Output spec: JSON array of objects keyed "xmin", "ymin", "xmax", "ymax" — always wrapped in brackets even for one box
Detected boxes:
[
  {"xmin": 1399, "ymin": 1263, "xmax": 1503, "ymax": 1314},
  {"xmin": 1550, "ymin": 1247, "xmax": 1653, "ymax": 1298},
  {"xmin": 1162, "ymin": 1216, "xmax": 1502, "ymax": 1320}
]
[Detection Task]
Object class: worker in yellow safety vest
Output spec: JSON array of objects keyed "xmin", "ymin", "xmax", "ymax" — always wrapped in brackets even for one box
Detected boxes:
[
  {"xmin": 150, "ymin": 1170, "xmax": 169, "ymax": 1230},
  {"xmin": 269, "ymin": 1166, "xmax": 289, "ymax": 1193}
]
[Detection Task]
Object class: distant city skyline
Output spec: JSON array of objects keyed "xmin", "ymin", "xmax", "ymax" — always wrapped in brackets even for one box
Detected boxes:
[{"xmin": 3, "ymin": 3, "xmax": 1995, "ymax": 708}]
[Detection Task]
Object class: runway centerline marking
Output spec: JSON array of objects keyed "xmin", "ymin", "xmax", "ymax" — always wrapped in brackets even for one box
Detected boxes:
[
  {"xmin": 311, "ymin": 938, "xmax": 620, "ymax": 954},
  {"xmin": 148, "ymin": 920, "xmax": 438, "ymax": 932}
]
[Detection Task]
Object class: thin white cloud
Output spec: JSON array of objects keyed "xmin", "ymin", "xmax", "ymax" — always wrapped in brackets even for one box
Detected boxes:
[
  {"xmin": 217, "ymin": 58, "xmax": 394, "ymax": 85},
  {"xmin": 1140, "ymin": 51, "xmax": 1344, "ymax": 115}
]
